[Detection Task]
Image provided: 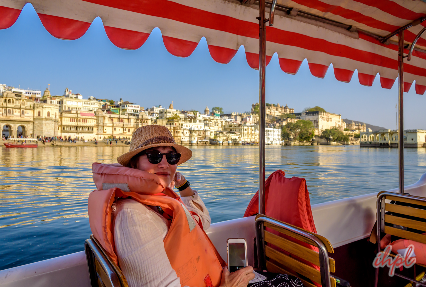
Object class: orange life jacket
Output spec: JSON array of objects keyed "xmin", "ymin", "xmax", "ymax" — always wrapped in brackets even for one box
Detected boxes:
[{"xmin": 88, "ymin": 163, "xmax": 225, "ymax": 287}]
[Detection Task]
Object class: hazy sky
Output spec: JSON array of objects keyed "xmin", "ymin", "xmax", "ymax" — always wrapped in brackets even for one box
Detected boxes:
[{"xmin": 1, "ymin": 4, "xmax": 426, "ymax": 129}]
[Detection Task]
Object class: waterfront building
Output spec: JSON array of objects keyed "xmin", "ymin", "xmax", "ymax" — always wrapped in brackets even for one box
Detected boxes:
[
  {"xmin": 346, "ymin": 121, "xmax": 367, "ymax": 132},
  {"xmin": 0, "ymin": 84, "xmax": 6, "ymax": 95},
  {"xmin": 119, "ymin": 102, "xmax": 140, "ymax": 116},
  {"xmin": 265, "ymin": 127, "xmax": 282, "ymax": 145},
  {"xmin": 147, "ymin": 105, "xmax": 165, "ymax": 118},
  {"xmin": 0, "ymin": 89, "xmax": 60, "ymax": 138},
  {"xmin": 11, "ymin": 88, "xmax": 42, "ymax": 99},
  {"xmin": 59, "ymin": 111, "xmax": 96, "ymax": 139},
  {"xmin": 295, "ymin": 110, "xmax": 346, "ymax": 135},
  {"xmin": 1, "ymin": 90, "xmax": 36, "ymax": 137},
  {"xmin": 95, "ymin": 110, "xmax": 139, "ymax": 140},
  {"xmin": 251, "ymin": 102, "xmax": 294, "ymax": 117},
  {"xmin": 224, "ymin": 123, "xmax": 258, "ymax": 143},
  {"xmin": 360, "ymin": 129, "xmax": 426, "ymax": 148},
  {"xmin": 52, "ymin": 89, "xmax": 102, "ymax": 113},
  {"xmin": 158, "ymin": 102, "xmax": 179, "ymax": 119}
]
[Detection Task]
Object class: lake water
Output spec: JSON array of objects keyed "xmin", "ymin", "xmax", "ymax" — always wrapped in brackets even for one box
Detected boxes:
[{"xmin": 1, "ymin": 145, "xmax": 426, "ymax": 270}]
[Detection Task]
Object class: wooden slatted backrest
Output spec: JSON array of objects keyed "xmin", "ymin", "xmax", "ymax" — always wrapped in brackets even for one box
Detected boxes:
[
  {"xmin": 378, "ymin": 193, "xmax": 426, "ymax": 245},
  {"xmin": 85, "ymin": 235, "xmax": 129, "ymax": 287},
  {"xmin": 255, "ymin": 215, "xmax": 336, "ymax": 287}
]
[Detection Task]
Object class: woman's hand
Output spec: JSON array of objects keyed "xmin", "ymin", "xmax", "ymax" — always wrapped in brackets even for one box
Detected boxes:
[
  {"xmin": 173, "ymin": 172, "xmax": 195, "ymax": 197},
  {"xmin": 220, "ymin": 267, "xmax": 255, "ymax": 287},
  {"xmin": 173, "ymin": 172, "xmax": 186, "ymax": 188}
]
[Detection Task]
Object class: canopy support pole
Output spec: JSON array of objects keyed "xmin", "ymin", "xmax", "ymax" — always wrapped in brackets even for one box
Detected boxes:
[
  {"xmin": 258, "ymin": 0, "xmax": 266, "ymax": 215},
  {"xmin": 256, "ymin": 0, "xmax": 267, "ymax": 271},
  {"xmin": 398, "ymin": 31, "xmax": 404, "ymax": 194}
]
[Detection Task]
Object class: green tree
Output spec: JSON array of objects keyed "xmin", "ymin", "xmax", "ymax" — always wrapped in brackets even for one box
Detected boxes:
[
  {"xmin": 281, "ymin": 120, "xmax": 315, "ymax": 142},
  {"xmin": 280, "ymin": 113, "xmax": 296, "ymax": 119},
  {"xmin": 344, "ymin": 128, "xmax": 349, "ymax": 131},
  {"xmin": 354, "ymin": 133, "xmax": 360, "ymax": 138},
  {"xmin": 167, "ymin": 114, "xmax": 180, "ymax": 121},
  {"xmin": 212, "ymin": 107, "xmax": 223, "ymax": 114},
  {"xmin": 305, "ymin": 106, "xmax": 327, "ymax": 113},
  {"xmin": 252, "ymin": 104, "xmax": 259, "ymax": 114},
  {"xmin": 321, "ymin": 128, "xmax": 349, "ymax": 142}
]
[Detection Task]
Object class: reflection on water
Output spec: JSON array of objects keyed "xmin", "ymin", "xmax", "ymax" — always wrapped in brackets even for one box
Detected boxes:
[{"xmin": 0, "ymin": 145, "xmax": 425, "ymax": 269}]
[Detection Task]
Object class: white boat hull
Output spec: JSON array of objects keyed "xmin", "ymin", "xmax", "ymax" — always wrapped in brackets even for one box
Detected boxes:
[{"xmin": 2, "ymin": 173, "xmax": 426, "ymax": 287}]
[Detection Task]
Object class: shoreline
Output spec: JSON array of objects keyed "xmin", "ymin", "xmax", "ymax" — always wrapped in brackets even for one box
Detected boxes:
[{"xmin": 1, "ymin": 139, "xmax": 129, "ymax": 147}]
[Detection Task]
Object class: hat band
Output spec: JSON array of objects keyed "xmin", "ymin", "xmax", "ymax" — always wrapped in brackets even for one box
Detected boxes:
[{"xmin": 136, "ymin": 136, "xmax": 175, "ymax": 150}]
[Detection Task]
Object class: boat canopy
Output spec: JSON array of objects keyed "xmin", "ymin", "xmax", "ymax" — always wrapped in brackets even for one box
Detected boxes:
[{"xmin": 1, "ymin": 0, "xmax": 426, "ymax": 94}]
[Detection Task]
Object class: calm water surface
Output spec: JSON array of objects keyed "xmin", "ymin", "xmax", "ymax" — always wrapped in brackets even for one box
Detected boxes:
[{"xmin": 1, "ymin": 145, "xmax": 426, "ymax": 270}]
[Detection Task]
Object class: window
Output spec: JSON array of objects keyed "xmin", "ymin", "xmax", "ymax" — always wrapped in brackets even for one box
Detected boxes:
[
  {"xmin": 38, "ymin": 111, "xmax": 41, "ymax": 117},
  {"xmin": 8, "ymin": 109, "xmax": 11, "ymax": 114},
  {"xmin": 114, "ymin": 128, "xmax": 116, "ymax": 131},
  {"xmin": 47, "ymin": 111, "xmax": 50, "ymax": 117},
  {"xmin": 22, "ymin": 110, "xmax": 24, "ymax": 115}
]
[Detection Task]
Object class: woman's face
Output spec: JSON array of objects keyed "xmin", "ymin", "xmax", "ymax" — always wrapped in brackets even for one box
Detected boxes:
[{"xmin": 136, "ymin": 146, "xmax": 177, "ymax": 187}]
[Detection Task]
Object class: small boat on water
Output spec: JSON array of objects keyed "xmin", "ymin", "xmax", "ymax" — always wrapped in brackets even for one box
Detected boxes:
[{"xmin": 3, "ymin": 138, "xmax": 38, "ymax": 148}]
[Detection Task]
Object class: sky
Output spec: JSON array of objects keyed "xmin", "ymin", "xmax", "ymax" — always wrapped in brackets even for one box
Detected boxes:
[{"xmin": 1, "ymin": 4, "xmax": 426, "ymax": 130}]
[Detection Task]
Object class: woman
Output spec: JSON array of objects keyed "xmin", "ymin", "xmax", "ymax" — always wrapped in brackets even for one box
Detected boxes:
[{"xmin": 112, "ymin": 125, "xmax": 255, "ymax": 287}]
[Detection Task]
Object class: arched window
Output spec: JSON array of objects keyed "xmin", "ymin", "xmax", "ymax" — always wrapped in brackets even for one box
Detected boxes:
[
  {"xmin": 38, "ymin": 111, "xmax": 41, "ymax": 117},
  {"xmin": 47, "ymin": 111, "xmax": 50, "ymax": 117},
  {"xmin": 21, "ymin": 110, "xmax": 24, "ymax": 115},
  {"xmin": 8, "ymin": 99, "xmax": 11, "ymax": 104},
  {"xmin": 8, "ymin": 109, "xmax": 11, "ymax": 114}
]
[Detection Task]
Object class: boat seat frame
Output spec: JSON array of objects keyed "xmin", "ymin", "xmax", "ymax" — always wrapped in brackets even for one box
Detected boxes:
[
  {"xmin": 255, "ymin": 214, "xmax": 337, "ymax": 287},
  {"xmin": 85, "ymin": 235, "xmax": 128, "ymax": 287},
  {"xmin": 375, "ymin": 191, "xmax": 426, "ymax": 287}
]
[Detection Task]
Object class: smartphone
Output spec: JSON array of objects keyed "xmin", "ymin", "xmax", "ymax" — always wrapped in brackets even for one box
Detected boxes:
[{"xmin": 227, "ymin": 238, "xmax": 248, "ymax": 272}]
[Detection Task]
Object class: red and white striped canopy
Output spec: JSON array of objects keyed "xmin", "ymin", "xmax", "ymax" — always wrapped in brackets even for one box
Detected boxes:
[{"xmin": 1, "ymin": 0, "xmax": 426, "ymax": 94}]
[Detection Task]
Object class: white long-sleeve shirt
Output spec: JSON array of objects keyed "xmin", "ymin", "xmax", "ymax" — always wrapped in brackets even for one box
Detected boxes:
[{"xmin": 113, "ymin": 191, "xmax": 211, "ymax": 287}]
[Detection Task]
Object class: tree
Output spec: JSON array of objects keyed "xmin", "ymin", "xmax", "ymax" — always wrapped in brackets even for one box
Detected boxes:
[
  {"xmin": 305, "ymin": 106, "xmax": 327, "ymax": 113},
  {"xmin": 252, "ymin": 104, "xmax": 259, "ymax": 114},
  {"xmin": 167, "ymin": 114, "xmax": 180, "ymax": 121},
  {"xmin": 212, "ymin": 107, "xmax": 223, "ymax": 114},
  {"xmin": 354, "ymin": 133, "xmax": 360, "ymax": 138},
  {"xmin": 281, "ymin": 120, "xmax": 315, "ymax": 142},
  {"xmin": 321, "ymin": 128, "xmax": 349, "ymax": 142},
  {"xmin": 344, "ymin": 128, "xmax": 349, "ymax": 131},
  {"xmin": 280, "ymin": 113, "xmax": 296, "ymax": 119}
]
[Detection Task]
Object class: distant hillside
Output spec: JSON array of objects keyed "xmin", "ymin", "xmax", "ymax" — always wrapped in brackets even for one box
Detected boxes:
[{"xmin": 343, "ymin": 119, "xmax": 387, "ymax": 132}]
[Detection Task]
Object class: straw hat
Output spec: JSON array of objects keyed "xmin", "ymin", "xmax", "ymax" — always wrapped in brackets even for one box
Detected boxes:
[{"xmin": 117, "ymin": 125, "xmax": 192, "ymax": 167}]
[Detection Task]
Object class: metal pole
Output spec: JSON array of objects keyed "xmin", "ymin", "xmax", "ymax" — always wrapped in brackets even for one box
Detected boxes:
[
  {"xmin": 398, "ymin": 31, "xmax": 404, "ymax": 194},
  {"xmin": 258, "ymin": 0, "xmax": 266, "ymax": 215}
]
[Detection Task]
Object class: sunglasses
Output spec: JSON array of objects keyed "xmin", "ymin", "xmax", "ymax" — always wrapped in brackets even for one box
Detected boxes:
[{"xmin": 145, "ymin": 150, "xmax": 181, "ymax": 165}]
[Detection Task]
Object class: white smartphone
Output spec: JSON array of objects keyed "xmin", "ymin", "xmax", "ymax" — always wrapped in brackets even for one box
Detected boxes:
[{"xmin": 227, "ymin": 238, "xmax": 248, "ymax": 272}]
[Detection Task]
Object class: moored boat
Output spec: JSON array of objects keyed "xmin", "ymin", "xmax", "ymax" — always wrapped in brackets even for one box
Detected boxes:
[{"xmin": 3, "ymin": 138, "xmax": 38, "ymax": 148}]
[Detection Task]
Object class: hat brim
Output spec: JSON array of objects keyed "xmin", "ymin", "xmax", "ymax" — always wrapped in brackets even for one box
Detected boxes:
[{"xmin": 117, "ymin": 142, "xmax": 192, "ymax": 167}]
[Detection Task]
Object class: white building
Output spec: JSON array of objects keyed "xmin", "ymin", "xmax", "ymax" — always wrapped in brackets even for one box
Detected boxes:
[
  {"xmin": 120, "ymin": 103, "xmax": 141, "ymax": 116},
  {"xmin": 63, "ymin": 88, "xmax": 83, "ymax": 99},
  {"xmin": 0, "ymin": 84, "xmax": 6, "ymax": 95},
  {"xmin": 297, "ymin": 111, "xmax": 346, "ymax": 135},
  {"xmin": 11, "ymin": 88, "xmax": 42, "ymax": 98},
  {"xmin": 266, "ymin": 127, "xmax": 281, "ymax": 145},
  {"xmin": 147, "ymin": 105, "xmax": 165, "ymax": 118}
]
